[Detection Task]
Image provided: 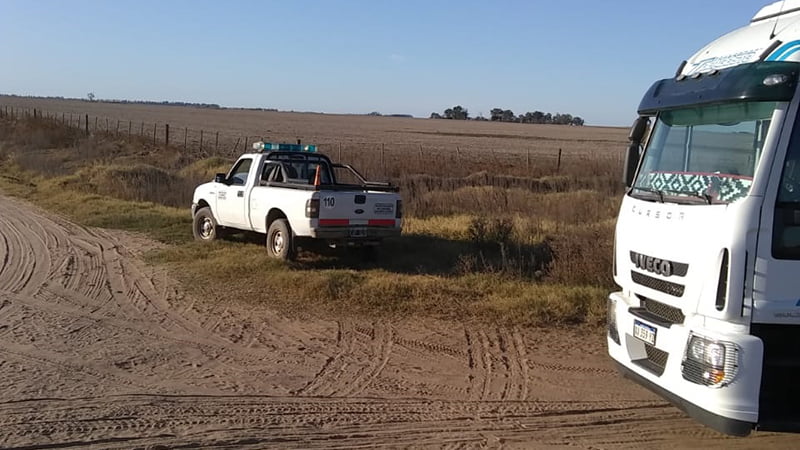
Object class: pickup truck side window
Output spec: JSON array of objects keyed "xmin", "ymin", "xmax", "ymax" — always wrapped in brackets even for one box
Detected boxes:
[
  {"xmin": 261, "ymin": 162, "xmax": 281, "ymax": 185},
  {"xmin": 229, "ymin": 158, "xmax": 252, "ymax": 186}
]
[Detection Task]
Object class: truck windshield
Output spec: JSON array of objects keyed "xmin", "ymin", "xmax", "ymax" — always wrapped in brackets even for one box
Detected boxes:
[{"xmin": 632, "ymin": 101, "xmax": 778, "ymax": 205}]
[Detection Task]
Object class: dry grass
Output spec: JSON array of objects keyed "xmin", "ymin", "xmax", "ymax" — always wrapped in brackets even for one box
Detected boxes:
[{"xmin": 0, "ymin": 110, "xmax": 622, "ymax": 326}]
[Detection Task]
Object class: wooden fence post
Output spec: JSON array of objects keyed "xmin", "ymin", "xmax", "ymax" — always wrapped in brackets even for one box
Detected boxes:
[
  {"xmin": 165, "ymin": 124, "xmax": 170, "ymax": 146},
  {"xmin": 153, "ymin": 123, "xmax": 157, "ymax": 145},
  {"xmin": 184, "ymin": 127, "xmax": 188, "ymax": 148},
  {"xmin": 95, "ymin": 116, "xmax": 98, "ymax": 130},
  {"xmin": 116, "ymin": 120, "xmax": 120, "ymax": 135},
  {"xmin": 85, "ymin": 114, "xmax": 89, "ymax": 134},
  {"xmin": 231, "ymin": 137, "xmax": 240, "ymax": 153},
  {"xmin": 200, "ymin": 129, "xmax": 204, "ymax": 151},
  {"xmin": 128, "ymin": 120, "xmax": 132, "ymax": 135},
  {"xmin": 106, "ymin": 118, "xmax": 109, "ymax": 132},
  {"xmin": 557, "ymin": 148, "xmax": 562, "ymax": 173}
]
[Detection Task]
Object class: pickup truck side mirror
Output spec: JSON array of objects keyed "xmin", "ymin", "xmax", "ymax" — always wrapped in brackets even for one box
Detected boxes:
[{"xmin": 214, "ymin": 173, "xmax": 227, "ymax": 184}]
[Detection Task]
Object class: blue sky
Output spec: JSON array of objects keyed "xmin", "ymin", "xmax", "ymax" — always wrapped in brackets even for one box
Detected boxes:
[{"xmin": 0, "ymin": 1, "xmax": 768, "ymax": 125}]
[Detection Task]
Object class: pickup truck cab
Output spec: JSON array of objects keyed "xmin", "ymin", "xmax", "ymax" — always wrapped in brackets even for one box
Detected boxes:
[{"xmin": 191, "ymin": 142, "xmax": 402, "ymax": 259}]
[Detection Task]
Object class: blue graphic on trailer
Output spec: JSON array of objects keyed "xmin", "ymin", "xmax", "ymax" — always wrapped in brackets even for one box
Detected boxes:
[{"xmin": 766, "ymin": 40, "xmax": 800, "ymax": 61}]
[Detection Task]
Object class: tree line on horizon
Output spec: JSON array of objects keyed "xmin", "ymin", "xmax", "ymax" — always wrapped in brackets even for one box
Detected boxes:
[{"xmin": 430, "ymin": 105, "xmax": 584, "ymax": 126}]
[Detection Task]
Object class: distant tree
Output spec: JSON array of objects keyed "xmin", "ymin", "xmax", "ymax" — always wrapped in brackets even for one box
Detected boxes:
[
  {"xmin": 490, "ymin": 108, "xmax": 504, "ymax": 121},
  {"xmin": 367, "ymin": 111, "xmax": 382, "ymax": 116},
  {"xmin": 571, "ymin": 116, "xmax": 585, "ymax": 126},
  {"xmin": 501, "ymin": 109, "xmax": 515, "ymax": 122},
  {"xmin": 430, "ymin": 112, "xmax": 443, "ymax": 119},
  {"xmin": 87, "ymin": 92, "xmax": 95, "ymax": 102},
  {"xmin": 443, "ymin": 105, "xmax": 469, "ymax": 120}
]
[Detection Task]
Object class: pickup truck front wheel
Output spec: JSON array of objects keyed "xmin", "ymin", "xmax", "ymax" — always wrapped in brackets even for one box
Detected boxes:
[
  {"xmin": 193, "ymin": 207, "xmax": 221, "ymax": 242},
  {"xmin": 267, "ymin": 219, "xmax": 295, "ymax": 260}
]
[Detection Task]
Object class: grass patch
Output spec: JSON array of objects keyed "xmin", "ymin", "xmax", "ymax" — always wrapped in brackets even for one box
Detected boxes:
[{"xmin": 0, "ymin": 115, "xmax": 615, "ymax": 327}]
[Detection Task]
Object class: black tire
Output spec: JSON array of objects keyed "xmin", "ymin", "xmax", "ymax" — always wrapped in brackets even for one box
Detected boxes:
[
  {"xmin": 266, "ymin": 218, "xmax": 295, "ymax": 260},
  {"xmin": 193, "ymin": 207, "xmax": 220, "ymax": 242}
]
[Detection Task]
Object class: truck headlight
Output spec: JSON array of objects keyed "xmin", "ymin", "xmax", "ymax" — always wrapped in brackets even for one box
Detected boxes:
[{"xmin": 682, "ymin": 334, "xmax": 739, "ymax": 387}]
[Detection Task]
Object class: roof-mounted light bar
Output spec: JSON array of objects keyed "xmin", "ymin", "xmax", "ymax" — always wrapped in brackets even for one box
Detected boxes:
[{"xmin": 252, "ymin": 141, "xmax": 317, "ymax": 153}]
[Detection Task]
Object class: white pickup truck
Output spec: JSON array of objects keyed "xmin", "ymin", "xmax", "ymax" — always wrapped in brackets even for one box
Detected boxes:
[{"xmin": 191, "ymin": 142, "xmax": 402, "ymax": 259}]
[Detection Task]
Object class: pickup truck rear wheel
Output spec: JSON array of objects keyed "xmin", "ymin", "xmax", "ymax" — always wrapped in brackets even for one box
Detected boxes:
[
  {"xmin": 267, "ymin": 218, "xmax": 295, "ymax": 260},
  {"xmin": 193, "ymin": 207, "xmax": 220, "ymax": 242}
]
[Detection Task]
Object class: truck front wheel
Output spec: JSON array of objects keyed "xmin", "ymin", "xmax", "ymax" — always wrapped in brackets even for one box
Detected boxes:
[
  {"xmin": 266, "ymin": 218, "xmax": 295, "ymax": 260},
  {"xmin": 193, "ymin": 207, "xmax": 220, "ymax": 242}
]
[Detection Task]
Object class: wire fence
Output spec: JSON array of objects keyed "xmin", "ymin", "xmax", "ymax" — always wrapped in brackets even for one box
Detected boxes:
[{"xmin": 0, "ymin": 105, "xmax": 624, "ymax": 180}]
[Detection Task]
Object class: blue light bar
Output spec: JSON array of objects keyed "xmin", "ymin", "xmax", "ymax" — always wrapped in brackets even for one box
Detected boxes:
[{"xmin": 252, "ymin": 141, "xmax": 317, "ymax": 152}]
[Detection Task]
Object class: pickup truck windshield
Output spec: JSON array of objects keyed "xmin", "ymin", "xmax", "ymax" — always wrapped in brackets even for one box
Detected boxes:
[{"xmin": 631, "ymin": 101, "xmax": 778, "ymax": 205}]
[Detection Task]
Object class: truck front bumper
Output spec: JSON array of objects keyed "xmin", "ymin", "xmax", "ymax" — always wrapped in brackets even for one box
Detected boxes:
[{"xmin": 607, "ymin": 291, "xmax": 763, "ymax": 436}]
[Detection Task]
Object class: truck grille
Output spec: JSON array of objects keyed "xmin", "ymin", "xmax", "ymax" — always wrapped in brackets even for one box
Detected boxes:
[
  {"xmin": 639, "ymin": 296, "xmax": 685, "ymax": 325},
  {"xmin": 631, "ymin": 271, "xmax": 685, "ymax": 297}
]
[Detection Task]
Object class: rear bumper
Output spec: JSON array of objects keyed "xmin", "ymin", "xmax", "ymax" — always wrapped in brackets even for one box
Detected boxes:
[{"xmin": 309, "ymin": 226, "xmax": 401, "ymax": 240}]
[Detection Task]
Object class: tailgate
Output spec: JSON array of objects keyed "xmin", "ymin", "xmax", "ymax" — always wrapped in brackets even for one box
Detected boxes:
[{"xmin": 317, "ymin": 191, "xmax": 399, "ymax": 227}]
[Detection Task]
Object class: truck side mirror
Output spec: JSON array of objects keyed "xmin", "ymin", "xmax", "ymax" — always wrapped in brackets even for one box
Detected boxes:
[
  {"xmin": 623, "ymin": 142, "xmax": 641, "ymax": 187},
  {"xmin": 214, "ymin": 173, "xmax": 227, "ymax": 184},
  {"xmin": 623, "ymin": 117, "xmax": 649, "ymax": 187}
]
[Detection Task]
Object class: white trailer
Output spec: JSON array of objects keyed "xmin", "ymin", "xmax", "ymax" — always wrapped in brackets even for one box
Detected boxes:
[{"xmin": 609, "ymin": 1, "xmax": 800, "ymax": 436}]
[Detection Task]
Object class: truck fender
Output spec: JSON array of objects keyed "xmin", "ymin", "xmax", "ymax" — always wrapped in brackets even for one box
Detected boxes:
[{"xmin": 266, "ymin": 208, "xmax": 291, "ymax": 234}]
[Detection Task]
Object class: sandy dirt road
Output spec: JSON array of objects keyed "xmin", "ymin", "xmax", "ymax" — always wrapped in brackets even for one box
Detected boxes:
[{"xmin": 0, "ymin": 193, "xmax": 795, "ymax": 449}]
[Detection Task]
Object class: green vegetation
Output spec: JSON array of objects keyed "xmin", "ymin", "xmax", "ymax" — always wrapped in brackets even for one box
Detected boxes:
[{"xmin": 0, "ymin": 114, "xmax": 619, "ymax": 326}]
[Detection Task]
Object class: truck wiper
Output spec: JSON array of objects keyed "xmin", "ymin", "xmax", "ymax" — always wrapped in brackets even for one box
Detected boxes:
[
  {"xmin": 662, "ymin": 189, "xmax": 714, "ymax": 205},
  {"xmin": 633, "ymin": 187, "xmax": 664, "ymax": 203}
]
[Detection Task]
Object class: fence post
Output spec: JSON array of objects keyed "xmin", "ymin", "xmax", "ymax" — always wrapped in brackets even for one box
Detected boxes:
[
  {"xmin": 526, "ymin": 148, "xmax": 530, "ymax": 171},
  {"xmin": 557, "ymin": 148, "xmax": 562, "ymax": 173},
  {"xmin": 200, "ymin": 129, "xmax": 204, "ymax": 151},
  {"xmin": 231, "ymin": 137, "xmax": 240, "ymax": 153},
  {"xmin": 243, "ymin": 135, "xmax": 247, "ymax": 150},
  {"xmin": 140, "ymin": 121, "xmax": 144, "ymax": 136},
  {"xmin": 116, "ymin": 120, "xmax": 120, "ymax": 135},
  {"xmin": 33, "ymin": 109, "xmax": 37, "ymax": 119},
  {"xmin": 165, "ymin": 123, "xmax": 170, "ymax": 146},
  {"xmin": 184, "ymin": 127, "xmax": 188, "ymax": 149},
  {"xmin": 215, "ymin": 131, "xmax": 219, "ymax": 152},
  {"xmin": 128, "ymin": 120, "xmax": 132, "ymax": 136},
  {"xmin": 95, "ymin": 116, "xmax": 98, "ymax": 130},
  {"xmin": 106, "ymin": 118, "xmax": 109, "ymax": 132},
  {"xmin": 61, "ymin": 112, "xmax": 65, "ymax": 124},
  {"xmin": 85, "ymin": 114, "xmax": 89, "ymax": 134},
  {"xmin": 153, "ymin": 123, "xmax": 157, "ymax": 145}
]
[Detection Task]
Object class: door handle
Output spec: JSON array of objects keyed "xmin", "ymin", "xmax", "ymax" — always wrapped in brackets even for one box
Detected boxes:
[{"xmin": 237, "ymin": 191, "xmax": 244, "ymax": 198}]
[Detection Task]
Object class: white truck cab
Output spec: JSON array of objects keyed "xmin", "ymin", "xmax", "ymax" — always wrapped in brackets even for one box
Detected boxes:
[
  {"xmin": 191, "ymin": 142, "xmax": 402, "ymax": 259},
  {"xmin": 609, "ymin": 1, "xmax": 800, "ymax": 436}
]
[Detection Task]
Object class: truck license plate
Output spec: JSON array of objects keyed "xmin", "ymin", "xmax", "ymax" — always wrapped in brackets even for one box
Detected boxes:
[
  {"xmin": 349, "ymin": 227, "xmax": 367, "ymax": 238},
  {"xmin": 633, "ymin": 320, "xmax": 656, "ymax": 346}
]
